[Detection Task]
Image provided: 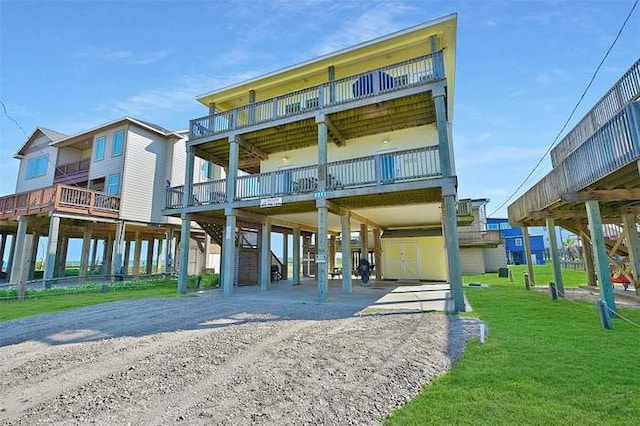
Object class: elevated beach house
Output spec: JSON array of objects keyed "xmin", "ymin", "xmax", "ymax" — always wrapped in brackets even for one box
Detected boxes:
[
  {"xmin": 165, "ymin": 14, "xmax": 471, "ymax": 311},
  {"xmin": 0, "ymin": 117, "xmax": 219, "ymax": 286}
]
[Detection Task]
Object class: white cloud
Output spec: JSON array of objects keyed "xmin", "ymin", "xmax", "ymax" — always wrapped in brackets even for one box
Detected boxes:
[
  {"xmin": 311, "ymin": 2, "xmax": 417, "ymax": 56},
  {"xmin": 78, "ymin": 48, "xmax": 170, "ymax": 65},
  {"xmin": 535, "ymin": 69, "xmax": 567, "ymax": 86}
]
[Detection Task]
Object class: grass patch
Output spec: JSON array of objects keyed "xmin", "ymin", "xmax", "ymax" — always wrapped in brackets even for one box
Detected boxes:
[
  {"xmin": 386, "ymin": 266, "xmax": 640, "ymax": 425},
  {"xmin": 0, "ymin": 274, "xmax": 219, "ymax": 322}
]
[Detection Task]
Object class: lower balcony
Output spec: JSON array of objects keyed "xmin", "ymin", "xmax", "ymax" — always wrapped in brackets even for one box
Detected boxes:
[
  {"xmin": 165, "ymin": 146, "xmax": 442, "ymax": 209},
  {"xmin": 0, "ymin": 185, "xmax": 120, "ymax": 220},
  {"xmin": 53, "ymin": 158, "xmax": 91, "ymax": 185},
  {"xmin": 458, "ymin": 231, "xmax": 502, "ymax": 247}
]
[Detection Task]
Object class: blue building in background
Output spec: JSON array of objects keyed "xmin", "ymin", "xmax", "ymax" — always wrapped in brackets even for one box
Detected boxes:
[{"xmin": 487, "ymin": 218, "xmax": 546, "ymax": 265}]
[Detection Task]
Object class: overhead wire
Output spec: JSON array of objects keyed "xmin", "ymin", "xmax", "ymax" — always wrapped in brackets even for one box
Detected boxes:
[{"xmin": 487, "ymin": 0, "xmax": 639, "ymax": 219}]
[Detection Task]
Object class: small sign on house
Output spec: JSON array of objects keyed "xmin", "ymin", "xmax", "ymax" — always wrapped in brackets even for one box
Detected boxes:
[{"xmin": 260, "ymin": 197, "xmax": 283, "ymax": 208}]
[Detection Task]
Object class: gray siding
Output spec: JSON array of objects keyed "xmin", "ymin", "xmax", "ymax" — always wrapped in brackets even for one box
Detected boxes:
[
  {"xmin": 120, "ymin": 126, "xmax": 169, "ymax": 223},
  {"xmin": 15, "ymin": 135, "xmax": 57, "ymax": 193},
  {"xmin": 483, "ymin": 246, "xmax": 506, "ymax": 273},
  {"xmin": 459, "ymin": 248, "xmax": 485, "ymax": 275}
]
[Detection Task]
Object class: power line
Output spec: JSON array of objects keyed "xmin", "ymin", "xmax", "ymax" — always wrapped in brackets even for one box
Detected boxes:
[{"xmin": 487, "ymin": 0, "xmax": 639, "ymax": 219}]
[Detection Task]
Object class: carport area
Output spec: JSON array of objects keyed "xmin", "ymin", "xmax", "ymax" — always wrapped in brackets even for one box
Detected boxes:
[{"xmin": 226, "ymin": 277, "xmax": 458, "ymax": 312}]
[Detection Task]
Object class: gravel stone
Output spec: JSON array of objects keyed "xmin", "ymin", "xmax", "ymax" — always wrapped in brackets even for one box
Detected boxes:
[{"xmin": 0, "ymin": 290, "xmax": 483, "ymax": 425}]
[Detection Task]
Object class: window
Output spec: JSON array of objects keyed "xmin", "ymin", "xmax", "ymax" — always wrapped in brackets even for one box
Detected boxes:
[
  {"xmin": 26, "ymin": 156, "xmax": 48, "ymax": 179},
  {"xmin": 499, "ymin": 222, "xmax": 512, "ymax": 230},
  {"xmin": 107, "ymin": 173, "xmax": 121, "ymax": 195},
  {"xmin": 515, "ymin": 238, "xmax": 523, "ymax": 246},
  {"xmin": 112, "ymin": 131, "xmax": 124, "ymax": 157},
  {"xmin": 487, "ymin": 223, "xmax": 500, "ymax": 231},
  {"xmin": 94, "ymin": 136, "xmax": 106, "ymax": 161},
  {"xmin": 202, "ymin": 161, "xmax": 213, "ymax": 180}
]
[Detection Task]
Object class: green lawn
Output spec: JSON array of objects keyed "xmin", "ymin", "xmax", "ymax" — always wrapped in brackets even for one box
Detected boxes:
[
  {"xmin": 0, "ymin": 274, "xmax": 219, "ymax": 322},
  {"xmin": 386, "ymin": 265, "xmax": 640, "ymax": 425}
]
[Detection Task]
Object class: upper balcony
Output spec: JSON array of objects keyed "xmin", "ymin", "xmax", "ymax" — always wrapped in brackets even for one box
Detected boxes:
[
  {"xmin": 189, "ymin": 51, "xmax": 445, "ymax": 168},
  {"xmin": 458, "ymin": 230, "xmax": 503, "ymax": 247},
  {"xmin": 0, "ymin": 184, "xmax": 120, "ymax": 220},
  {"xmin": 53, "ymin": 158, "xmax": 91, "ymax": 185}
]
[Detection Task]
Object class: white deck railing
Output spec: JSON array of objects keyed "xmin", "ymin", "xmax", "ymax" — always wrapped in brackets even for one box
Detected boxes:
[
  {"xmin": 550, "ymin": 59, "xmax": 640, "ymax": 166},
  {"xmin": 509, "ymin": 102, "xmax": 640, "ymax": 222},
  {"xmin": 165, "ymin": 146, "xmax": 442, "ymax": 207},
  {"xmin": 189, "ymin": 51, "xmax": 444, "ymax": 140}
]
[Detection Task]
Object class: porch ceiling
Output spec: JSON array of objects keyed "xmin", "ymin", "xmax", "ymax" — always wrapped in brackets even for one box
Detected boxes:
[{"xmin": 194, "ymin": 92, "xmax": 435, "ymax": 174}]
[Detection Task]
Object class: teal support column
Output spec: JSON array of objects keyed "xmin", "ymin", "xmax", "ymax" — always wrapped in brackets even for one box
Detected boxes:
[
  {"xmin": 443, "ymin": 196, "xmax": 465, "ymax": 312},
  {"xmin": 80, "ymin": 223, "xmax": 92, "ymax": 280},
  {"xmin": 282, "ymin": 231, "xmax": 289, "ymax": 280},
  {"xmin": 545, "ymin": 219, "xmax": 565, "ymax": 297},
  {"xmin": 292, "ymin": 227, "xmax": 300, "ymax": 285},
  {"xmin": 586, "ymin": 201, "xmax": 616, "ymax": 313},
  {"xmin": 433, "ymin": 87, "xmax": 452, "ymax": 177},
  {"xmin": 622, "ymin": 214, "xmax": 640, "ymax": 295},
  {"xmin": 522, "ymin": 226, "xmax": 536, "ymax": 285},
  {"xmin": 164, "ymin": 226, "xmax": 174, "ymax": 274},
  {"xmin": 177, "ymin": 214, "xmax": 191, "ymax": 294},
  {"xmin": 27, "ymin": 233, "xmax": 39, "ymax": 280},
  {"xmin": 317, "ymin": 202, "xmax": 329, "ymax": 302},
  {"xmin": 145, "ymin": 238, "xmax": 154, "ymax": 274},
  {"xmin": 260, "ymin": 222, "xmax": 271, "ymax": 291},
  {"xmin": 341, "ymin": 213, "xmax": 352, "ymax": 294},
  {"xmin": 360, "ymin": 223, "xmax": 369, "ymax": 264},
  {"xmin": 44, "ymin": 215, "xmax": 60, "ymax": 285},
  {"xmin": 0, "ymin": 232, "xmax": 7, "ymax": 274},
  {"xmin": 373, "ymin": 228, "xmax": 382, "ymax": 280},
  {"xmin": 316, "ymin": 115, "xmax": 329, "ymax": 302},
  {"xmin": 222, "ymin": 212, "xmax": 237, "ymax": 297},
  {"xmin": 111, "ymin": 221, "xmax": 126, "ymax": 276},
  {"xmin": 9, "ymin": 216, "xmax": 28, "ymax": 284},
  {"xmin": 6, "ymin": 232, "xmax": 16, "ymax": 278},
  {"xmin": 133, "ymin": 231, "xmax": 142, "ymax": 275},
  {"xmin": 581, "ymin": 234, "xmax": 597, "ymax": 287}
]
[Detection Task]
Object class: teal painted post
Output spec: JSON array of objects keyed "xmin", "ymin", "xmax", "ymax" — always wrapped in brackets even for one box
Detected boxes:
[
  {"xmin": 545, "ymin": 219, "xmax": 565, "ymax": 297},
  {"xmin": 260, "ymin": 222, "xmax": 271, "ymax": 291},
  {"xmin": 292, "ymin": 228, "xmax": 300, "ymax": 285},
  {"xmin": 622, "ymin": 214, "xmax": 640, "ymax": 295},
  {"xmin": 177, "ymin": 214, "xmax": 190, "ymax": 294},
  {"xmin": 341, "ymin": 213, "xmax": 352, "ymax": 294},
  {"xmin": 522, "ymin": 226, "xmax": 536, "ymax": 286},
  {"xmin": 44, "ymin": 215, "xmax": 60, "ymax": 285},
  {"xmin": 79, "ymin": 223, "xmax": 92, "ymax": 280},
  {"xmin": 433, "ymin": 89, "xmax": 452, "ymax": 177},
  {"xmin": 222, "ymin": 213, "xmax": 237, "ymax": 297},
  {"xmin": 443, "ymin": 196, "xmax": 465, "ymax": 312},
  {"xmin": 585, "ymin": 201, "xmax": 616, "ymax": 314},
  {"xmin": 111, "ymin": 221, "xmax": 126, "ymax": 276},
  {"xmin": 317, "ymin": 116, "xmax": 329, "ymax": 302}
]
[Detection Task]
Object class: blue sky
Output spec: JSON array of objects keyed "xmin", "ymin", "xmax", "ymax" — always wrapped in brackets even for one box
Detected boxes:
[{"xmin": 1, "ymin": 0, "xmax": 639, "ymax": 219}]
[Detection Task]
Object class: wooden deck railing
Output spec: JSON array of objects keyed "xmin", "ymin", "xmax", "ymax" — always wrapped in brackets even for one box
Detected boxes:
[
  {"xmin": 509, "ymin": 102, "xmax": 640, "ymax": 223},
  {"xmin": 166, "ymin": 146, "xmax": 442, "ymax": 207},
  {"xmin": 53, "ymin": 158, "xmax": 91, "ymax": 184},
  {"xmin": 189, "ymin": 51, "xmax": 445, "ymax": 140},
  {"xmin": 0, "ymin": 184, "xmax": 120, "ymax": 220},
  {"xmin": 458, "ymin": 230, "xmax": 502, "ymax": 245},
  {"xmin": 550, "ymin": 59, "xmax": 640, "ymax": 166}
]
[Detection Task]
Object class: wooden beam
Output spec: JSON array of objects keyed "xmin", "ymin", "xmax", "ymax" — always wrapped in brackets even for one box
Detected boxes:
[
  {"xmin": 325, "ymin": 116, "xmax": 346, "ymax": 147},
  {"xmin": 561, "ymin": 188, "xmax": 640, "ymax": 203},
  {"xmin": 323, "ymin": 199, "xmax": 383, "ymax": 230},
  {"xmin": 237, "ymin": 135, "xmax": 268, "ymax": 160}
]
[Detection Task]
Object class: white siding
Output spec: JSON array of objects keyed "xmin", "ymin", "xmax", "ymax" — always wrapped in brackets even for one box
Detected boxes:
[
  {"xmin": 169, "ymin": 138, "xmax": 186, "ymax": 187},
  {"xmin": 483, "ymin": 246, "xmax": 507, "ymax": 273},
  {"xmin": 15, "ymin": 135, "xmax": 57, "ymax": 193},
  {"xmin": 120, "ymin": 126, "xmax": 169, "ymax": 223},
  {"xmin": 459, "ymin": 248, "xmax": 485, "ymax": 275}
]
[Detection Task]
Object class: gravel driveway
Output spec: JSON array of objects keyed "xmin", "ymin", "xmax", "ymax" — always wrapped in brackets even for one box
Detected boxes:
[{"xmin": 0, "ymin": 289, "xmax": 482, "ymax": 425}]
